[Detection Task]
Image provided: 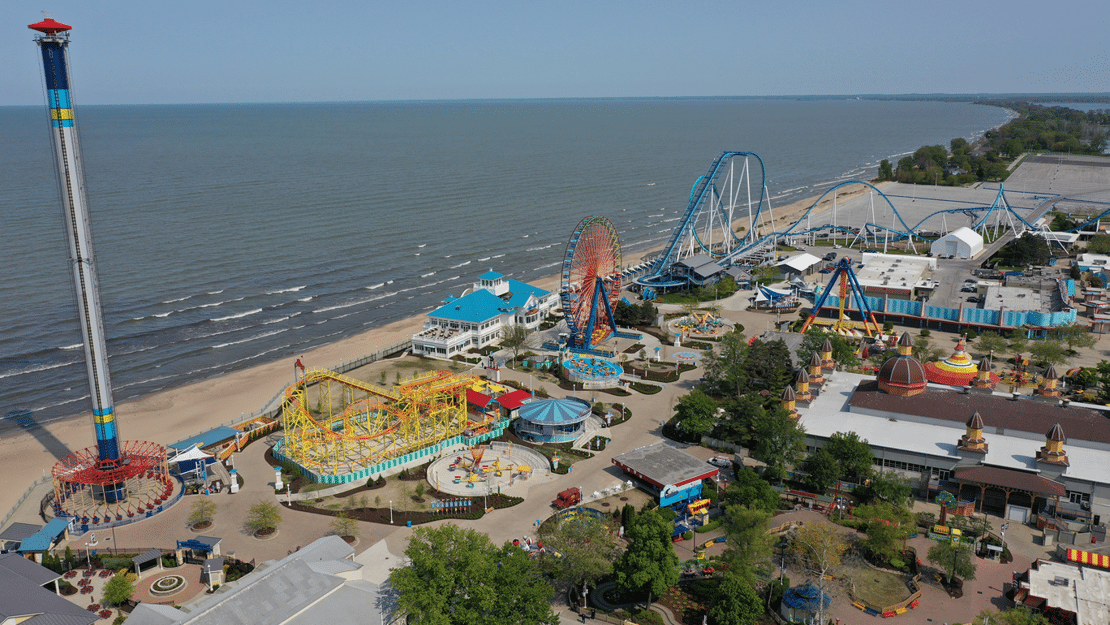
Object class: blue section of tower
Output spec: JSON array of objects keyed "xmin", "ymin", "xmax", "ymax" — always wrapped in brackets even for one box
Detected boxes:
[{"xmin": 36, "ymin": 27, "xmax": 121, "ymax": 465}]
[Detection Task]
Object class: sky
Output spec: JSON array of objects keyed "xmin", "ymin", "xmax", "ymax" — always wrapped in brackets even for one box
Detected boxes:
[{"xmin": 5, "ymin": 0, "xmax": 1110, "ymax": 105}]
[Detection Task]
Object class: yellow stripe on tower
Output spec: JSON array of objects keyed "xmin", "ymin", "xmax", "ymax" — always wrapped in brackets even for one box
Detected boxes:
[
  {"xmin": 51, "ymin": 108, "xmax": 74, "ymax": 120},
  {"xmin": 94, "ymin": 411, "xmax": 115, "ymax": 424}
]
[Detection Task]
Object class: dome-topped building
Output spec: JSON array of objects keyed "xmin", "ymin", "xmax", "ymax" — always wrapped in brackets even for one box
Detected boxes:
[
  {"xmin": 924, "ymin": 339, "xmax": 1000, "ymax": 387},
  {"xmin": 877, "ymin": 332, "xmax": 927, "ymax": 396}
]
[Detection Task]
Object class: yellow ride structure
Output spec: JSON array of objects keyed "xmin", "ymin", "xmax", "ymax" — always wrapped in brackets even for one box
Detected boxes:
[{"xmin": 282, "ymin": 367, "xmax": 480, "ymax": 477}]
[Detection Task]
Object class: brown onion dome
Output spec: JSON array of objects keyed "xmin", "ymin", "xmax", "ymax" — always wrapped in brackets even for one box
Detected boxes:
[
  {"xmin": 966, "ymin": 412, "xmax": 984, "ymax": 429},
  {"xmin": 877, "ymin": 353, "xmax": 927, "ymax": 396}
]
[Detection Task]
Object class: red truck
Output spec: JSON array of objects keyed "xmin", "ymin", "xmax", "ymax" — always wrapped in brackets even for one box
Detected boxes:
[{"xmin": 552, "ymin": 487, "xmax": 581, "ymax": 509}]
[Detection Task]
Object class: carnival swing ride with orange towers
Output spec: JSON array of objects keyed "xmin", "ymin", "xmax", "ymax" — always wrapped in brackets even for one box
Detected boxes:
[
  {"xmin": 799, "ymin": 257, "xmax": 881, "ymax": 337},
  {"xmin": 275, "ymin": 366, "xmax": 515, "ymax": 483}
]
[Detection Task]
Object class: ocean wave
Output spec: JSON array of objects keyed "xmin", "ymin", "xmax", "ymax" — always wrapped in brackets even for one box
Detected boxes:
[
  {"xmin": 58, "ymin": 344, "xmax": 82, "ymax": 350},
  {"xmin": 449, "ymin": 260, "xmax": 471, "ymax": 268},
  {"xmin": 526, "ymin": 244, "xmax": 558, "ymax": 252},
  {"xmin": 420, "ymin": 271, "xmax": 436, "ymax": 278},
  {"xmin": 265, "ymin": 285, "xmax": 306, "ymax": 295},
  {"xmin": 212, "ymin": 327, "xmax": 290, "ymax": 349},
  {"xmin": 478, "ymin": 256, "xmax": 490, "ymax": 261},
  {"xmin": 311, "ymin": 292, "xmax": 393, "ymax": 314},
  {"xmin": 114, "ymin": 344, "xmax": 159, "ymax": 356},
  {"xmin": 153, "ymin": 312, "xmax": 172, "ymax": 318},
  {"xmin": 161, "ymin": 295, "xmax": 192, "ymax": 304},
  {"xmin": 26, "ymin": 394, "xmax": 89, "ymax": 414},
  {"xmin": 207, "ymin": 289, "xmax": 225, "ymax": 295},
  {"xmin": 0, "ymin": 360, "xmax": 81, "ymax": 380},
  {"xmin": 418, "ymin": 244, "xmax": 427, "ymax": 248},
  {"xmin": 492, "ymin": 254, "xmax": 505, "ymax": 258},
  {"xmin": 366, "ymin": 283, "xmax": 385, "ymax": 290},
  {"xmin": 648, "ymin": 214, "xmax": 664, "ymax": 218},
  {"xmin": 297, "ymin": 296, "xmax": 313, "ymax": 302},
  {"xmin": 534, "ymin": 262, "xmax": 560, "ymax": 271},
  {"xmin": 210, "ymin": 308, "xmax": 263, "ymax": 322}
]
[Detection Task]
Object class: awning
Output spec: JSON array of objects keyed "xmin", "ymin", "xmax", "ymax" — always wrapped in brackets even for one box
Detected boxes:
[{"xmin": 953, "ymin": 466, "xmax": 1066, "ymax": 497}]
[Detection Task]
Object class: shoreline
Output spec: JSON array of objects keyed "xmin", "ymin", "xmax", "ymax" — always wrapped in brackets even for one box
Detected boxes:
[{"xmin": 0, "ymin": 175, "xmax": 892, "ymax": 519}]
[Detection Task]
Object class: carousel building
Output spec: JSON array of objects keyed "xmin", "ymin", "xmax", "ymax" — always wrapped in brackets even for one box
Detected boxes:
[{"xmin": 790, "ymin": 332, "xmax": 1110, "ymax": 526}]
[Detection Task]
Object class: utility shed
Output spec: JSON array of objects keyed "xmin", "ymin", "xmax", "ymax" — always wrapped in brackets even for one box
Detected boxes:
[
  {"xmin": 611, "ymin": 443, "xmax": 718, "ymax": 507},
  {"xmin": 930, "ymin": 227, "xmax": 984, "ymax": 259}
]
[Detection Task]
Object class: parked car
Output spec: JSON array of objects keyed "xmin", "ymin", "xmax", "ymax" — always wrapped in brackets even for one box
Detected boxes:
[
  {"xmin": 960, "ymin": 285, "xmax": 977, "ymax": 293},
  {"xmin": 708, "ymin": 456, "xmax": 731, "ymax": 468},
  {"xmin": 823, "ymin": 252, "xmax": 837, "ymax": 261},
  {"xmin": 819, "ymin": 267, "xmax": 833, "ymax": 274},
  {"xmin": 967, "ymin": 296, "xmax": 982, "ymax": 304}
]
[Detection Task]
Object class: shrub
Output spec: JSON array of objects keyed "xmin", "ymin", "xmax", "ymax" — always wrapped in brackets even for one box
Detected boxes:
[
  {"xmin": 919, "ymin": 329, "xmax": 931, "ymax": 338},
  {"xmin": 695, "ymin": 519, "xmax": 722, "ymax": 533},
  {"xmin": 683, "ymin": 530, "xmax": 694, "ymax": 541}
]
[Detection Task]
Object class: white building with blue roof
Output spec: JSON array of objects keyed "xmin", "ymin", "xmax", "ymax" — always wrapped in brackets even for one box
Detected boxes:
[{"xmin": 412, "ymin": 270, "xmax": 557, "ymax": 358}]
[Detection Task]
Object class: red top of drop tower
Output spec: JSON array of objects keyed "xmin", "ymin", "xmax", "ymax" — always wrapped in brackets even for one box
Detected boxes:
[{"xmin": 29, "ymin": 18, "xmax": 72, "ymax": 34}]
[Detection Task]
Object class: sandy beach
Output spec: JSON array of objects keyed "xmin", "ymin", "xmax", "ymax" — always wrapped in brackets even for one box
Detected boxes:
[{"xmin": 0, "ymin": 183, "xmax": 879, "ymax": 519}]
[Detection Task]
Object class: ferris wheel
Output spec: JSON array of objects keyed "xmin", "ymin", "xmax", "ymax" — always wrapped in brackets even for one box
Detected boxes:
[{"xmin": 560, "ymin": 216, "xmax": 622, "ymax": 350}]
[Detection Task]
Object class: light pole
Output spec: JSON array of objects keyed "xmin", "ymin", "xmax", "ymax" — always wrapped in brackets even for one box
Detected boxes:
[
  {"xmin": 85, "ymin": 533, "xmax": 98, "ymax": 566},
  {"xmin": 389, "ymin": 500, "xmax": 393, "ymax": 524}
]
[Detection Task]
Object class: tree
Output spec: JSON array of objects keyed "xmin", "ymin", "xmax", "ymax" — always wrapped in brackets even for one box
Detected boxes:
[
  {"xmin": 102, "ymin": 572, "xmax": 136, "ymax": 607},
  {"xmin": 753, "ymin": 411, "xmax": 806, "ymax": 484},
  {"xmin": 877, "ymin": 159, "xmax": 894, "ymax": 181},
  {"xmin": 392, "ymin": 524, "xmax": 556, "ymax": 625},
  {"xmin": 703, "ymin": 329, "xmax": 748, "ymax": 398},
  {"xmin": 244, "ymin": 500, "xmax": 282, "ymax": 533},
  {"xmin": 1048, "ymin": 323, "xmax": 1096, "ymax": 351},
  {"xmin": 673, "ymin": 389, "xmax": 718, "ymax": 438},
  {"xmin": 859, "ymin": 471, "xmax": 913, "ymax": 508},
  {"xmin": 797, "ymin": 330, "xmax": 858, "ymax": 368},
  {"xmin": 854, "ymin": 502, "xmax": 913, "ymax": 563},
  {"xmin": 1088, "ymin": 234, "xmax": 1110, "ymax": 254},
  {"xmin": 790, "ymin": 524, "xmax": 849, "ymax": 625},
  {"xmin": 615, "ymin": 509, "xmax": 680, "ymax": 606},
  {"xmin": 188, "ymin": 499, "xmax": 218, "ymax": 527},
  {"xmin": 742, "ymin": 339, "xmax": 794, "ymax": 398},
  {"xmin": 330, "ymin": 512, "xmax": 359, "ymax": 539},
  {"xmin": 969, "ymin": 607, "xmax": 1050, "ymax": 625},
  {"xmin": 500, "ymin": 325, "xmax": 533, "ymax": 362},
  {"xmin": 1029, "ymin": 339, "xmax": 1068, "ymax": 367},
  {"xmin": 800, "ymin": 449, "xmax": 839, "ymax": 493},
  {"xmin": 825, "ymin": 431, "xmax": 873, "ymax": 482},
  {"xmin": 537, "ymin": 513, "xmax": 622, "ymax": 589},
  {"xmin": 927, "ymin": 539, "xmax": 977, "ymax": 585},
  {"xmin": 707, "ymin": 573, "xmax": 762, "ymax": 625},
  {"xmin": 973, "ymin": 332, "xmax": 1007, "ymax": 359},
  {"xmin": 723, "ymin": 468, "xmax": 780, "ymax": 514},
  {"xmin": 720, "ymin": 506, "xmax": 772, "ymax": 585}
]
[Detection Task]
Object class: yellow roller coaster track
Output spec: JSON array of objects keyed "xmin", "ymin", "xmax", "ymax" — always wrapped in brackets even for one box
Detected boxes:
[{"xmin": 282, "ymin": 367, "xmax": 478, "ymax": 475}]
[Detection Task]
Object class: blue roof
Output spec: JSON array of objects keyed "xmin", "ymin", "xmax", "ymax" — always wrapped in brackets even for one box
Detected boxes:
[
  {"xmin": 429, "ymin": 289, "xmax": 509, "ymax": 323},
  {"xmin": 503, "ymin": 279, "xmax": 550, "ymax": 309},
  {"xmin": 517, "ymin": 397, "xmax": 592, "ymax": 426},
  {"xmin": 17, "ymin": 517, "xmax": 70, "ymax": 552},
  {"xmin": 479, "ymin": 269, "xmax": 504, "ymax": 281},
  {"xmin": 170, "ymin": 425, "xmax": 241, "ymax": 451},
  {"xmin": 782, "ymin": 584, "xmax": 831, "ymax": 612}
]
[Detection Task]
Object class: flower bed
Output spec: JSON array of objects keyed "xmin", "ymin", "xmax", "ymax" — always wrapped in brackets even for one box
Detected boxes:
[{"xmin": 150, "ymin": 574, "xmax": 187, "ymax": 597}]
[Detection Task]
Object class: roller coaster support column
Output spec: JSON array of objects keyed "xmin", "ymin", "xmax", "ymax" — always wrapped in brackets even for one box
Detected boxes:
[{"xmin": 31, "ymin": 19, "xmax": 123, "ymax": 481}]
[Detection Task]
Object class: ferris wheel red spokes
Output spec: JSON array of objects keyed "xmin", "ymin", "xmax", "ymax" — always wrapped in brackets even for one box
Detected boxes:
[{"xmin": 560, "ymin": 216, "xmax": 622, "ymax": 349}]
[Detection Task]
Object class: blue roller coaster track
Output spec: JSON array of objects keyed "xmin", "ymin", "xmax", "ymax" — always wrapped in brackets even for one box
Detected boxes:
[{"xmin": 636, "ymin": 151, "xmax": 1064, "ymax": 291}]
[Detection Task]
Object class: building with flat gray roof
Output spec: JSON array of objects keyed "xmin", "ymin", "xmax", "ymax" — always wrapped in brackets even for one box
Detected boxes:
[
  {"xmin": 0, "ymin": 552, "xmax": 97, "ymax": 625},
  {"xmin": 127, "ymin": 536, "xmax": 393, "ymax": 625}
]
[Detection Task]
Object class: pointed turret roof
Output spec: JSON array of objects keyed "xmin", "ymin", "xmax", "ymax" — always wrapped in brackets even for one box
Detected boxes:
[
  {"xmin": 898, "ymin": 331, "xmax": 913, "ymax": 347},
  {"xmin": 796, "ymin": 368, "xmax": 810, "ymax": 383},
  {"xmin": 782, "ymin": 386, "xmax": 796, "ymax": 401},
  {"xmin": 810, "ymin": 352, "xmax": 822, "ymax": 367},
  {"xmin": 1047, "ymin": 422, "xmax": 1066, "ymax": 442},
  {"xmin": 1044, "ymin": 365, "xmax": 1059, "ymax": 381},
  {"xmin": 821, "ymin": 338, "xmax": 833, "ymax": 352},
  {"xmin": 966, "ymin": 412, "xmax": 984, "ymax": 429}
]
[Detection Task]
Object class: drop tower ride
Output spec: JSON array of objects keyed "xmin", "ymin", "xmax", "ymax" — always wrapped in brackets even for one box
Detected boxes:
[{"xmin": 30, "ymin": 18, "xmax": 173, "ymax": 529}]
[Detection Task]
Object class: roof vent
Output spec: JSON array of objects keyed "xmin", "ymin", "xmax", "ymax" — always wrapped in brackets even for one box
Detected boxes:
[
  {"xmin": 1061, "ymin": 399, "xmax": 1070, "ymax": 408},
  {"xmin": 1012, "ymin": 392, "xmax": 1021, "ymax": 401}
]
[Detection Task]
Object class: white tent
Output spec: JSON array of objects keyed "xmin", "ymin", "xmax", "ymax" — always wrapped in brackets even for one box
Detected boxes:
[{"xmin": 930, "ymin": 227, "xmax": 984, "ymax": 259}]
